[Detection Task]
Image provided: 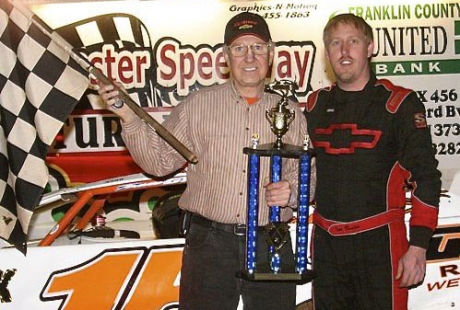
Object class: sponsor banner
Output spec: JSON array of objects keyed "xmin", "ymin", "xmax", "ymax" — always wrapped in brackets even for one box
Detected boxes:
[{"xmin": 24, "ymin": 0, "xmax": 459, "ymax": 191}]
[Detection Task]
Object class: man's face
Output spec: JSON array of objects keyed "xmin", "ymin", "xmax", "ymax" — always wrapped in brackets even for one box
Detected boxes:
[
  {"xmin": 224, "ymin": 35, "xmax": 274, "ymax": 95},
  {"xmin": 325, "ymin": 22, "xmax": 374, "ymax": 91}
]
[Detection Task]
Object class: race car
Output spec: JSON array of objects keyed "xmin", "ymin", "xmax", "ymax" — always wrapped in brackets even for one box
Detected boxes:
[{"xmin": 1, "ymin": 172, "xmax": 459, "ymax": 310}]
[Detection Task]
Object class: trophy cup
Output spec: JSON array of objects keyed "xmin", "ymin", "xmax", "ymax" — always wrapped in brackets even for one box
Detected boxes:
[{"xmin": 240, "ymin": 80, "xmax": 315, "ymax": 283}]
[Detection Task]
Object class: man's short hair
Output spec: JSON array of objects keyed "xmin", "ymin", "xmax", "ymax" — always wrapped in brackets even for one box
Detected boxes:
[{"xmin": 323, "ymin": 13, "xmax": 373, "ymax": 46}]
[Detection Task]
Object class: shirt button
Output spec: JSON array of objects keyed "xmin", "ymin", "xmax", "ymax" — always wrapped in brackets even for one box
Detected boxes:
[
  {"xmin": 242, "ymin": 169, "xmax": 246, "ymax": 173},
  {"xmin": 245, "ymin": 127, "xmax": 250, "ymax": 131},
  {"xmin": 239, "ymin": 192, "xmax": 243, "ymax": 196}
]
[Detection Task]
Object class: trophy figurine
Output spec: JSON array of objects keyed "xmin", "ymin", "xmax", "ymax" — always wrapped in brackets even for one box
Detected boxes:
[
  {"xmin": 265, "ymin": 80, "xmax": 296, "ymax": 149},
  {"xmin": 240, "ymin": 80, "xmax": 315, "ymax": 283}
]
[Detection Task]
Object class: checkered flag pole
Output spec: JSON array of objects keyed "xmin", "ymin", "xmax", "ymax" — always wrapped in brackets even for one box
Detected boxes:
[
  {"xmin": 90, "ymin": 70, "xmax": 198, "ymax": 164},
  {"xmin": 11, "ymin": 0, "xmax": 197, "ymax": 165}
]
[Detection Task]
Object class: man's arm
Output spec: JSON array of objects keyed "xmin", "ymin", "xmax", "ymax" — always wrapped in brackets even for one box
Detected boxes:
[{"xmin": 396, "ymin": 91, "xmax": 442, "ymax": 287}]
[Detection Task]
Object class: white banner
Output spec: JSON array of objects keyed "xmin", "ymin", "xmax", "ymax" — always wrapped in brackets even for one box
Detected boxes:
[{"xmin": 26, "ymin": 0, "xmax": 459, "ymax": 192}]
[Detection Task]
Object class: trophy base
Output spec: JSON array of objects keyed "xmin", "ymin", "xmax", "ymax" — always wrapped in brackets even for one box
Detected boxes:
[{"xmin": 237, "ymin": 263, "xmax": 316, "ymax": 284}]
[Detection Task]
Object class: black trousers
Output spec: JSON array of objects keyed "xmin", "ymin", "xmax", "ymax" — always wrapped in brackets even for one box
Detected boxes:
[
  {"xmin": 179, "ymin": 216, "xmax": 296, "ymax": 310},
  {"xmin": 312, "ymin": 225, "xmax": 408, "ymax": 310}
]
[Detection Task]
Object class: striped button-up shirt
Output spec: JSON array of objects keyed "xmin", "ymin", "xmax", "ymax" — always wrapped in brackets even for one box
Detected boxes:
[{"xmin": 122, "ymin": 81, "xmax": 309, "ymax": 225}]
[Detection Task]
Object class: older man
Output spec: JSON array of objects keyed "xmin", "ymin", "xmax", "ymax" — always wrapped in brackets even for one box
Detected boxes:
[{"xmin": 99, "ymin": 12, "xmax": 307, "ymax": 310}]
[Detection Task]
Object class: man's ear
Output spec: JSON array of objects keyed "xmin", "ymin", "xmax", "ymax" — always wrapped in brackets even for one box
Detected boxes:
[
  {"xmin": 223, "ymin": 49, "xmax": 230, "ymax": 64},
  {"xmin": 269, "ymin": 49, "xmax": 274, "ymax": 66},
  {"xmin": 367, "ymin": 41, "xmax": 375, "ymax": 58}
]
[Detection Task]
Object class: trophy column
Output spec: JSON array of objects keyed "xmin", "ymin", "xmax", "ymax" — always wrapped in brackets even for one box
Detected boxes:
[
  {"xmin": 296, "ymin": 152, "xmax": 311, "ymax": 274},
  {"xmin": 246, "ymin": 151, "xmax": 260, "ymax": 274},
  {"xmin": 268, "ymin": 153, "xmax": 282, "ymax": 273}
]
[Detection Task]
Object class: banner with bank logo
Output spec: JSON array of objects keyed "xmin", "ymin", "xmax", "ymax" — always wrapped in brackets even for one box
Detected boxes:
[
  {"xmin": 24, "ymin": 0, "xmax": 459, "ymax": 194},
  {"xmin": 22, "ymin": 0, "xmax": 459, "ymax": 188}
]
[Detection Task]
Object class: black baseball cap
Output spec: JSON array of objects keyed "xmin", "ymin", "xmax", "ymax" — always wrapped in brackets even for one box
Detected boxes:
[{"xmin": 224, "ymin": 12, "xmax": 271, "ymax": 45}]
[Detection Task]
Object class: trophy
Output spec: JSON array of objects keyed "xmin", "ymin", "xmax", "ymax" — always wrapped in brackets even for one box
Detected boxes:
[{"xmin": 240, "ymin": 80, "xmax": 315, "ymax": 283}]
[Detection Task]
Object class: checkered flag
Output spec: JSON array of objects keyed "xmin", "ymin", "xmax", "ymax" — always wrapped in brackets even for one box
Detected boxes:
[{"xmin": 0, "ymin": 0, "xmax": 89, "ymax": 253}]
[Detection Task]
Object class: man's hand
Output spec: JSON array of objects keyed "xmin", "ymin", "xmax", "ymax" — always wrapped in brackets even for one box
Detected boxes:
[
  {"xmin": 97, "ymin": 81, "xmax": 136, "ymax": 123},
  {"xmin": 264, "ymin": 180, "xmax": 292, "ymax": 207},
  {"xmin": 395, "ymin": 245, "xmax": 427, "ymax": 288}
]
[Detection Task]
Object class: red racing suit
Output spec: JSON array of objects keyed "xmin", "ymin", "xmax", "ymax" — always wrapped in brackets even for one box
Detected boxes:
[{"xmin": 304, "ymin": 75, "xmax": 441, "ymax": 310}]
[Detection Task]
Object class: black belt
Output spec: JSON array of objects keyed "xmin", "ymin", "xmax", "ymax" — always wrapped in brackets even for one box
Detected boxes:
[{"xmin": 190, "ymin": 213, "xmax": 266, "ymax": 236}]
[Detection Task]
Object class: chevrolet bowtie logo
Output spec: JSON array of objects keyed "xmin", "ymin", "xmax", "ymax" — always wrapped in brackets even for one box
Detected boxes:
[{"xmin": 313, "ymin": 124, "xmax": 382, "ymax": 154}]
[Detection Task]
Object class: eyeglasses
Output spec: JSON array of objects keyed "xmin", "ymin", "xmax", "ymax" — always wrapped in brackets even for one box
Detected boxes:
[{"xmin": 227, "ymin": 43, "xmax": 272, "ymax": 57}]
